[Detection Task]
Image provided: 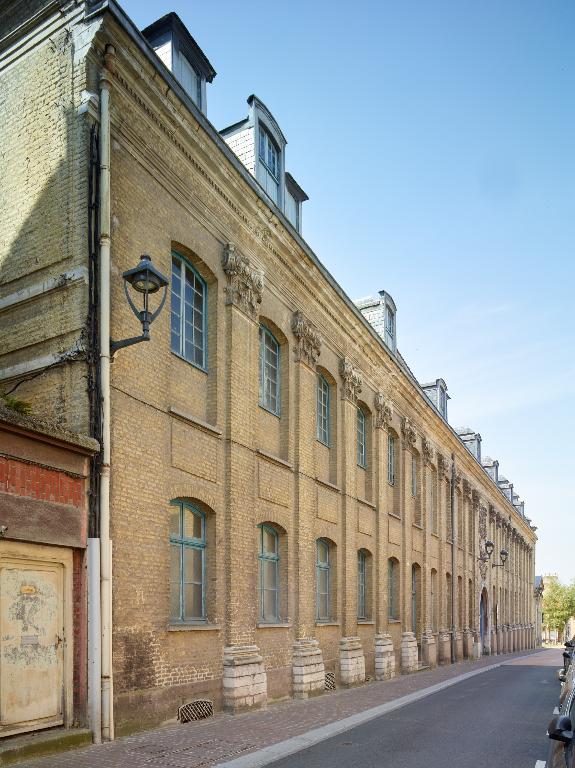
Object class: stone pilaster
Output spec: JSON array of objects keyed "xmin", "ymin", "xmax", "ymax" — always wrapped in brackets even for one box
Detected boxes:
[
  {"xmin": 292, "ymin": 638, "xmax": 325, "ymax": 699},
  {"xmin": 455, "ymin": 630, "xmax": 464, "ymax": 660},
  {"xmin": 374, "ymin": 633, "xmax": 396, "ymax": 680},
  {"xmin": 421, "ymin": 629, "xmax": 437, "ymax": 668},
  {"xmin": 223, "ymin": 645, "xmax": 267, "ymax": 712},
  {"xmin": 339, "ymin": 636, "xmax": 365, "ymax": 686},
  {"xmin": 463, "ymin": 629, "xmax": 473, "ymax": 659},
  {"xmin": 472, "ymin": 631, "xmax": 482, "ymax": 660},
  {"xmin": 438, "ymin": 631, "xmax": 451, "ymax": 664},
  {"xmin": 401, "ymin": 631, "xmax": 419, "ymax": 673}
]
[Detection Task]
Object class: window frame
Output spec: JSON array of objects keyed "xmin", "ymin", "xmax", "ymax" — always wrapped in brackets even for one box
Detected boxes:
[
  {"xmin": 385, "ymin": 305, "xmax": 395, "ymax": 349},
  {"xmin": 258, "ymin": 125, "xmax": 280, "ymax": 181},
  {"xmin": 170, "ymin": 252, "xmax": 208, "ymax": 371},
  {"xmin": 358, "ymin": 550, "xmax": 367, "ymax": 620},
  {"xmin": 316, "ymin": 539, "xmax": 331, "ymax": 622},
  {"xmin": 169, "ymin": 500, "xmax": 206, "ymax": 624},
  {"xmin": 387, "ymin": 434, "xmax": 396, "ymax": 485},
  {"xmin": 388, "ymin": 557, "xmax": 399, "ymax": 621},
  {"xmin": 258, "ymin": 524, "xmax": 280, "ymax": 623},
  {"xmin": 259, "ymin": 324, "xmax": 281, "ymax": 416},
  {"xmin": 316, "ymin": 374, "xmax": 330, "ymax": 446},
  {"xmin": 411, "ymin": 453, "xmax": 417, "ymax": 497},
  {"xmin": 357, "ymin": 407, "xmax": 367, "ymax": 468}
]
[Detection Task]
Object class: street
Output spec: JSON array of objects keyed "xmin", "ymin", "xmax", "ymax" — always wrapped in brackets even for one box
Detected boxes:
[
  {"xmin": 265, "ymin": 652, "xmax": 558, "ymax": 768},
  {"xmin": 14, "ymin": 650, "xmax": 559, "ymax": 768}
]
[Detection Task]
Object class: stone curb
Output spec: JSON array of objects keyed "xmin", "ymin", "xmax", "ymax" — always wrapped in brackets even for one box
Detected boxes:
[{"xmin": 216, "ymin": 652, "xmax": 537, "ymax": 768}]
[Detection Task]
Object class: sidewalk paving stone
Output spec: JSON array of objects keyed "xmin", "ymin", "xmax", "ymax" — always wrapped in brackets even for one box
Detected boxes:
[{"xmin": 15, "ymin": 649, "xmax": 547, "ymax": 768}]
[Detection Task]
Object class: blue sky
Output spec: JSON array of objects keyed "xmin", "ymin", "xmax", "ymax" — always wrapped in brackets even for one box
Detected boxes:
[{"xmin": 124, "ymin": 0, "xmax": 575, "ymax": 582}]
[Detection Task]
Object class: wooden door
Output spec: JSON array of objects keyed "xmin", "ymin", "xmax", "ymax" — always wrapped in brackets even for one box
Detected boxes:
[{"xmin": 0, "ymin": 559, "xmax": 64, "ymax": 735}]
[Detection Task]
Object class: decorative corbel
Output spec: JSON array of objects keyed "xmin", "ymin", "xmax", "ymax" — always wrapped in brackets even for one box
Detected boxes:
[
  {"xmin": 222, "ymin": 243, "xmax": 263, "ymax": 320},
  {"xmin": 291, "ymin": 310, "xmax": 321, "ymax": 369},
  {"xmin": 374, "ymin": 392, "xmax": 393, "ymax": 429},
  {"xmin": 339, "ymin": 357, "xmax": 363, "ymax": 404},
  {"xmin": 401, "ymin": 416, "xmax": 417, "ymax": 450}
]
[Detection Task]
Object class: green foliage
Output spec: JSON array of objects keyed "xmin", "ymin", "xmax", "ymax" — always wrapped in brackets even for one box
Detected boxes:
[
  {"xmin": 0, "ymin": 392, "xmax": 32, "ymax": 414},
  {"xmin": 543, "ymin": 577, "xmax": 575, "ymax": 635}
]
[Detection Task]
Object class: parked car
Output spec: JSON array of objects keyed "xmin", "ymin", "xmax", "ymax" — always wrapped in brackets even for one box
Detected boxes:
[{"xmin": 548, "ymin": 663, "xmax": 575, "ymax": 768}]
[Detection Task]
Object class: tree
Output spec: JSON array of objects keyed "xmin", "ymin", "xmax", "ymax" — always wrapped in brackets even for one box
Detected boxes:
[{"xmin": 543, "ymin": 577, "xmax": 575, "ymax": 641}]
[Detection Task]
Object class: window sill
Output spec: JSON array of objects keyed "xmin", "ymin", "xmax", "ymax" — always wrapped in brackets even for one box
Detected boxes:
[
  {"xmin": 357, "ymin": 619, "xmax": 375, "ymax": 625},
  {"xmin": 167, "ymin": 623, "xmax": 220, "ymax": 632},
  {"xmin": 358, "ymin": 497, "xmax": 376, "ymax": 510},
  {"xmin": 412, "ymin": 523, "xmax": 423, "ymax": 530},
  {"xmin": 257, "ymin": 622, "xmax": 292, "ymax": 629},
  {"xmin": 431, "ymin": 532, "xmax": 440, "ymax": 539},
  {"xmin": 388, "ymin": 512, "xmax": 402, "ymax": 520},
  {"xmin": 357, "ymin": 464, "xmax": 367, "ymax": 471},
  {"xmin": 259, "ymin": 404, "xmax": 281, "ymax": 419},
  {"xmin": 316, "ymin": 438, "xmax": 331, "ymax": 449},
  {"xmin": 168, "ymin": 406, "xmax": 222, "ymax": 437},
  {"xmin": 388, "ymin": 619, "xmax": 401, "ymax": 624},
  {"xmin": 315, "ymin": 477, "xmax": 340, "ymax": 493},
  {"xmin": 316, "ymin": 620, "xmax": 339, "ymax": 627},
  {"xmin": 171, "ymin": 351, "xmax": 208, "ymax": 375},
  {"xmin": 387, "ymin": 482, "xmax": 396, "ymax": 488},
  {"xmin": 256, "ymin": 449, "xmax": 293, "ymax": 470}
]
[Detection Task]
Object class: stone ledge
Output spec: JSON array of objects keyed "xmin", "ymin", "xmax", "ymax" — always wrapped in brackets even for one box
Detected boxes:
[{"xmin": 0, "ymin": 728, "xmax": 92, "ymax": 765}]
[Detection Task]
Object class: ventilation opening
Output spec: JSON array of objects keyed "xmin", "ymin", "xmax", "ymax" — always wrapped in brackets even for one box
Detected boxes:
[
  {"xmin": 178, "ymin": 699, "xmax": 214, "ymax": 723},
  {"xmin": 324, "ymin": 671, "xmax": 336, "ymax": 691}
]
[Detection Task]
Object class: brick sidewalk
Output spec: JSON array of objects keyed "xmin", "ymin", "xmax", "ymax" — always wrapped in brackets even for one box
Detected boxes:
[{"xmin": 16, "ymin": 649, "xmax": 553, "ymax": 768}]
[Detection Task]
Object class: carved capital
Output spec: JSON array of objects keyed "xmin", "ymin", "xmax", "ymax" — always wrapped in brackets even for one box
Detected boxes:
[
  {"xmin": 437, "ymin": 453, "xmax": 450, "ymax": 480},
  {"xmin": 471, "ymin": 489, "xmax": 480, "ymax": 511},
  {"xmin": 291, "ymin": 310, "xmax": 321, "ymax": 369},
  {"xmin": 401, "ymin": 416, "xmax": 417, "ymax": 450},
  {"xmin": 222, "ymin": 243, "xmax": 263, "ymax": 320},
  {"xmin": 462, "ymin": 478, "xmax": 472, "ymax": 501},
  {"xmin": 339, "ymin": 358, "xmax": 362, "ymax": 403},
  {"xmin": 374, "ymin": 392, "xmax": 393, "ymax": 429},
  {"xmin": 454, "ymin": 471, "xmax": 462, "ymax": 489},
  {"xmin": 489, "ymin": 505, "xmax": 497, "ymax": 523},
  {"xmin": 422, "ymin": 437, "xmax": 434, "ymax": 465}
]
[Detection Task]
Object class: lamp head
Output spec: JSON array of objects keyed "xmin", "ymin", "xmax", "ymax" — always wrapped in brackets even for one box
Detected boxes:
[
  {"xmin": 122, "ymin": 254, "xmax": 168, "ymax": 294},
  {"xmin": 485, "ymin": 540, "xmax": 495, "ymax": 557},
  {"xmin": 500, "ymin": 548, "xmax": 509, "ymax": 563}
]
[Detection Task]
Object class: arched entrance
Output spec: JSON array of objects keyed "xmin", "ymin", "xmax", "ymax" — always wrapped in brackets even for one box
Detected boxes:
[{"xmin": 480, "ymin": 587, "xmax": 490, "ymax": 654}]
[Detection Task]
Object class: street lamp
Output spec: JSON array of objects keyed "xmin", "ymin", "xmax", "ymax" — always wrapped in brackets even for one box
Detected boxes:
[
  {"xmin": 492, "ymin": 549, "xmax": 509, "ymax": 568},
  {"xmin": 111, "ymin": 254, "xmax": 169, "ymax": 356},
  {"xmin": 478, "ymin": 539, "xmax": 495, "ymax": 563}
]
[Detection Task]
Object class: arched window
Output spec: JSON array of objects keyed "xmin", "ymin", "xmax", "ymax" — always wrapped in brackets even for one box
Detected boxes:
[
  {"xmin": 358, "ymin": 550, "xmax": 368, "ymax": 619},
  {"xmin": 431, "ymin": 568, "xmax": 438, "ymax": 632},
  {"xmin": 411, "ymin": 453, "xmax": 418, "ymax": 497},
  {"xmin": 316, "ymin": 539, "xmax": 331, "ymax": 621},
  {"xmin": 388, "ymin": 557, "xmax": 400, "ymax": 620},
  {"xmin": 169, "ymin": 500, "xmax": 206, "ymax": 622},
  {"xmin": 317, "ymin": 374, "xmax": 330, "ymax": 445},
  {"xmin": 412, "ymin": 563, "xmax": 421, "ymax": 635},
  {"xmin": 259, "ymin": 325, "xmax": 280, "ymax": 415},
  {"xmin": 387, "ymin": 433, "xmax": 396, "ymax": 485},
  {"xmin": 446, "ymin": 572, "xmax": 453, "ymax": 627},
  {"xmin": 257, "ymin": 125, "xmax": 280, "ymax": 203},
  {"xmin": 170, "ymin": 253, "xmax": 207, "ymax": 369},
  {"xmin": 259, "ymin": 524, "xmax": 279, "ymax": 622},
  {"xmin": 357, "ymin": 407, "xmax": 367, "ymax": 468}
]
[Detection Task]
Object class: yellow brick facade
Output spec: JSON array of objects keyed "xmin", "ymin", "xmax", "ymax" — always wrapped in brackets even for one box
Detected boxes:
[{"xmin": 0, "ymin": 2, "xmax": 537, "ymax": 737}]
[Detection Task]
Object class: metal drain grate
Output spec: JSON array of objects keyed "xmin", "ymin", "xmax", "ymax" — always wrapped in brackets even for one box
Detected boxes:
[
  {"xmin": 324, "ymin": 671, "xmax": 336, "ymax": 691},
  {"xmin": 178, "ymin": 699, "xmax": 214, "ymax": 723}
]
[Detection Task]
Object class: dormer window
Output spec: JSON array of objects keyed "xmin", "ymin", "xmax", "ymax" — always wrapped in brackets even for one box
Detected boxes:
[
  {"xmin": 221, "ymin": 96, "xmax": 308, "ymax": 234},
  {"xmin": 439, "ymin": 386, "xmax": 447, "ymax": 418},
  {"xmin": 141, "ymin": 13, "xmax": 216, "ymax": 117},
  {"xmin": 385, "ymin": 305, "xmax": 395, "ymax": 350},
  {"xmin": 180, "ymin": 54, "xmax": 201, "ymax": 106},
  {"xmin": 257, "ymin": 126, "xmax": 280, "ymax": 204}
]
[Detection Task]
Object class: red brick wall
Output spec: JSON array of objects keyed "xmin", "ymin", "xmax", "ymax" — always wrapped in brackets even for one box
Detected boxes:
[{"xmin": 0, "ymin": 456, "xmax": 83, "ymax": 507}]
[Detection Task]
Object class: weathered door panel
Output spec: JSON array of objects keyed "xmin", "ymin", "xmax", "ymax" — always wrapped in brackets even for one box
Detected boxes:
[{"xmin": 0, "ymin": 560, "xmax": 64, "ymax": 734}]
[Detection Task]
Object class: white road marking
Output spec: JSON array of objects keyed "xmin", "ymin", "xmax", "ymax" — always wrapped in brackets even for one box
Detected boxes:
[
  {"xmin": 553, "ymin": 706, "xmax": 560, "ymax": 714},
  {"xmin": 535, "ymin": 761, "xmax": 546, "ymax": 768}
]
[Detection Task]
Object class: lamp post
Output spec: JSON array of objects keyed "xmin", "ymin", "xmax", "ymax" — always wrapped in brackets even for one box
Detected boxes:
[
  {"xmin": 111, "ymin": 254, "xmax": 169, "ymax": 356},
  {"xmin": 492, "ymin": 549, "xmax": 509, "ymax": 568}
]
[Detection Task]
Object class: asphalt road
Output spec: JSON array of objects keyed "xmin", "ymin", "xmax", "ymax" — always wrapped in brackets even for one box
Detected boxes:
[{"xmin": 270, "ymin": 655, "xmax": 558, "ymax": 768}]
